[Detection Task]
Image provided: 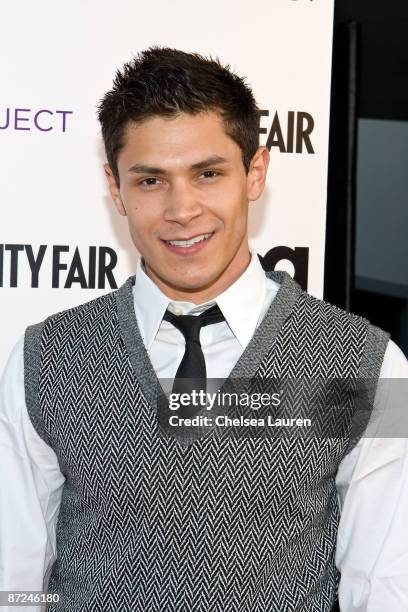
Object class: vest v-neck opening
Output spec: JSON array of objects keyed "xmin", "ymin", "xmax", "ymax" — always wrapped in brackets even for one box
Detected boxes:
[{"xmin": 115, "ymin": 269, "xmax": 302, "ymax": 445}]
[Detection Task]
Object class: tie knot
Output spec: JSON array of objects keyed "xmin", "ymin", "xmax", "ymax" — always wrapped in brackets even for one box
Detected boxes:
[{"xmin": 163, "ymin": 304, "xmax": 225, "ymax": 343}]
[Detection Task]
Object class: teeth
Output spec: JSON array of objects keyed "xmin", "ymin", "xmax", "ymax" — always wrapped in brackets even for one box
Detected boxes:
[{"xmin": 167, "ymin": 233, "xmax": 212, "ymax": 247}]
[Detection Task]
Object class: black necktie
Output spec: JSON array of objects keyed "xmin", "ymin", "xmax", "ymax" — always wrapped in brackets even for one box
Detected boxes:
[{"xmin": 163, "ymin": 304, "xmax": 225, "ymax": 417}]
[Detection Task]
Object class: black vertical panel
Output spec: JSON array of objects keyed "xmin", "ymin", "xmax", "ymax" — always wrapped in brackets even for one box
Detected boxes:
[{"xmin": 324, "ymin": 22, "xmax": 360, "ymax": 310}]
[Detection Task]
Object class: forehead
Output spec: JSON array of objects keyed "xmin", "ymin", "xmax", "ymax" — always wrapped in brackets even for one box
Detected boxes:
[{"xmin": 118, "ymin": 110, "xmax": 241, "ymax": 167}]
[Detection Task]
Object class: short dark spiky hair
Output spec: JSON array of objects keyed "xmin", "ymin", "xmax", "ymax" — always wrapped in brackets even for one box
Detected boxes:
[{"xmin": 97, "ymin": 46, "xmax": 260, "ymax": 184}]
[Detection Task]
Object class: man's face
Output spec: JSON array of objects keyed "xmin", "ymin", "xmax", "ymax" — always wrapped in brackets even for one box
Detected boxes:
[{"xmin": 105, "ymin": 110, "xmax": 269, "ymax": 302}]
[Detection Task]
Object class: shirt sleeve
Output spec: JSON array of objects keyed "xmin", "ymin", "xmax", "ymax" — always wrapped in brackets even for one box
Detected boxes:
[
  {"xmin": 0, "ymin": 334, "xmax": 65, "ymax": 611},
  {"xmin": 335, "ymin": 339, "xmax": 408, "ymax": 611}
]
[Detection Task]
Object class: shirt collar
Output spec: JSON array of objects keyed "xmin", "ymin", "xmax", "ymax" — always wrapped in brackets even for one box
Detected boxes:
[{"xmin": 133, "ymin": 247, "xmax": 267, "ymax": 350}]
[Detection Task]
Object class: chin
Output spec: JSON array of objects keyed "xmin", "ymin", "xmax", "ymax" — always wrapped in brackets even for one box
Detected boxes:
[
  {"xmin": 169, "ymin": 272, "xmax": 217, "ymax": 292},
  {"xmin": 172, "ymin": 277, "xmax": 212, "ymax": 291}
]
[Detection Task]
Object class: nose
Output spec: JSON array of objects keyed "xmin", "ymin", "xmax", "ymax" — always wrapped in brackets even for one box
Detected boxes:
[{"xmin": 163, "ymin": 179, "xmax": 203, "ymax": 225}]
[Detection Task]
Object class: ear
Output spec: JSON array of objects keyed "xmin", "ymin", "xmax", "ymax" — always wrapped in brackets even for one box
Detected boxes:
[
  {"xmin": 246, "ymin": 146, "xmax": 270, "ymax": 202},
  {"xmin": 104, "ymin": 163, "xmax": 126, "ymax": 216}
]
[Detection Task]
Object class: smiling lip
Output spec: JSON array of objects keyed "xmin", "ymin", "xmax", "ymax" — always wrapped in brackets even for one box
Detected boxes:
[{"xmin": 161, "ymin": 232, "xmax": 214, "ymax": 255}]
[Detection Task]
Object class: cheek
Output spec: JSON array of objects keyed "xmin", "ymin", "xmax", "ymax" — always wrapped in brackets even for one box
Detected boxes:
[
  {"xmin": 126, "ymin": 198, "xmax": 163, "ymax": 233},
  {"xmin": 208, "ymin": 184, "xmax": 246, "ymax": 219},
  {"xmin": 222, "ymin": 195, "xmax": 248, "ymax": 232}
]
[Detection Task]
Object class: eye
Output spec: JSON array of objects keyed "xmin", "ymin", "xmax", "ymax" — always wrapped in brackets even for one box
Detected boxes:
[
  {"xmin": 200, "ymin": 170, "xmax": 220, "ymax": 179},
  {"xmin": 138, "ymin": 177, "xmax": 163, "ymax": 188}
]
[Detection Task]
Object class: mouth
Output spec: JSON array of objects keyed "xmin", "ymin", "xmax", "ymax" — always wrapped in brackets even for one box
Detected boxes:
[{"xmin": 161, "ymin": 232, "xmax": 214, "ymax": 255}]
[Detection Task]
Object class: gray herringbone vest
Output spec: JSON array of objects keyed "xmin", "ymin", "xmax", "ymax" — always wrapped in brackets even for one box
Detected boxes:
[{"xmin": 24, "ymin": 271, "xmax": 389, "ymax": 612}]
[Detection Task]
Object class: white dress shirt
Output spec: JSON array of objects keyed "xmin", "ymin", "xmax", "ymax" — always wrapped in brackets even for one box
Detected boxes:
[{"xmin": 1, "ymin": 249, "xmax": 408, "ymax": 612}]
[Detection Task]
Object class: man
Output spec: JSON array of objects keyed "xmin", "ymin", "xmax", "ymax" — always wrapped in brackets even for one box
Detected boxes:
[{"xmin": 0, "ymin": 47, "xmax": 407, "ymax": 612}]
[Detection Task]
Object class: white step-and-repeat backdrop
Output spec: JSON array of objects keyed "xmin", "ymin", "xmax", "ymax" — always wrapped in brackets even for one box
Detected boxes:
[{"xmin": 0, "ymin": 0, "xmax": 335, "ymax": 372}]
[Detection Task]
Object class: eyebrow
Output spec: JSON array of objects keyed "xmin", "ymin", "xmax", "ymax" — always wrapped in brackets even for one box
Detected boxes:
[{"xmin": 127, "ymin": 155, "xmax": 229, "ymax": 175}]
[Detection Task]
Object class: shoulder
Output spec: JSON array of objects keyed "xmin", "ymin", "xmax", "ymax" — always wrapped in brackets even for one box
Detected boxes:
[
  {"xmin": 267, "ymin": 270, "xmax": 380, "ymax": 331},
  {"xmin": 26, "ymin": 277, "xmax": 133, "ymax": 336},
  {"xmin": 305, "ymin": 288, "xmax": 389, "ymax": 341},
  {"xmin": 300, "ymin": 289, "xmax": 391, "ymax": 374},
  {"xmin": 24, "ymin": 276, "xmax": 134, "ymax": 354},
  {"xmin": 294, "ymin": 285, "xmax": 373, "ymax": 332}
]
